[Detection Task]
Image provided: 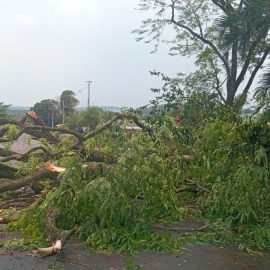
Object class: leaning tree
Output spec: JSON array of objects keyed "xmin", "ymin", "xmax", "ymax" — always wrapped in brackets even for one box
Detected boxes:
[{"xmin": 134, "ymin": 0, "xmax": 270, "ymax": 108}]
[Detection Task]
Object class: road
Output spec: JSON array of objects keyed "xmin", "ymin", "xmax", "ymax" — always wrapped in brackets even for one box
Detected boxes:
[{"xmin": 0, "ymin": 243, "xmax": 269, "ymax": 270}]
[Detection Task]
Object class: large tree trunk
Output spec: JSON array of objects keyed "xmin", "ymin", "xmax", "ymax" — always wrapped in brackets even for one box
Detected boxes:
[{"xmin": 0, "ymin": 163, "xmax": 64, "ymax": 193}]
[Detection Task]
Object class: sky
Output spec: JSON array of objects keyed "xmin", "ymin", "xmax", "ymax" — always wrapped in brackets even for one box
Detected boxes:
[{"xmin": 0, "ymin": 0, "xmax": 194, "ymax": 108}]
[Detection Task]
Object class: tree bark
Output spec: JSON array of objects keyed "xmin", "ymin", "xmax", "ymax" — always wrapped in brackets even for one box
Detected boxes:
[
  {"xmin": 0, "ymin": 145, "xmax": 51, "ymax": 163},
  {"xmin": 84, "ymin": 114, "xmax": 122, "ymax": 140},
  {"xmin": 0, "ymin": 163, "xmax": 64, "ymax": 193}
]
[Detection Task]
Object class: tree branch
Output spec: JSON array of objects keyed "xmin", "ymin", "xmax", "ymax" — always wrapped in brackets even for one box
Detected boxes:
[
  {"xmin": 0, "ymin": 163, "xmax": 64, "ymax": 193},
  {"xmin": 187, "ymin": 1, "xmax": 204, "ymax": 37},
  {"xmin": 238, "ymin": 0, "xmax": 245, "ymax": 11},
  {"xmin": 26, "ymin": 111, "xmax": 47, "ymax": 126},
  {"xmin": 211, "ymin": 0, "xmax": 234, "ymax": 13},
  {"xmin": 170, "ymin": 0, "xmax": 231, "ymax": 76},
  {"xmin": 0, "ymin": 119, "xmax": 59, "ymax": 143},
  {"xmin": 0, "ymin": 216, "xmax": 20, "ymax": 224},
  {"xmin": 209, "ymin": 58, "xmax": 227, "ymax": 103},
  {"xmin": 242, "ymin": 46, "xmax": 270, "ymax": 97},
  {"xmin": 84, "ymin": 114, "xmax": 122, "ymax": 140},
  {"xmin": 235, "ymin": 33, "xmax": 270, "ymax": 89},
  {"xmin": 23, "ymin": 125, "xmax": 83, "ymax": 143},
  {"xmin": 0, "ymin": 145, "xmax": 51, "ymax": 163}
]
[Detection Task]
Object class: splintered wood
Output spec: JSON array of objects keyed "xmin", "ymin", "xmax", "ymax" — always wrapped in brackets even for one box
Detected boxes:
[{"xmin": 43, "ymin": 162, "xmax": 66, "ymax": 173}]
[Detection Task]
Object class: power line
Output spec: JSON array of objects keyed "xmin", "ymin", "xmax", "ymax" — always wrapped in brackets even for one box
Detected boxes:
[{"xmin": 75, "ymin": 84, "xmax": 88, "ymax": 95}]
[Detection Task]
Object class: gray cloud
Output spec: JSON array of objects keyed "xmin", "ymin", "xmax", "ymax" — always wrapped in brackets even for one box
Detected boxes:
[{"xmin": 0, "ymin": 0, "xmax": 194, "ymax": 108}]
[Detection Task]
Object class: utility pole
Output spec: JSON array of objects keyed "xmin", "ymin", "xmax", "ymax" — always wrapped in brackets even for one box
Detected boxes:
[
  {"xmin": 62, "ymin": 100, "xmax": 65, "ymax": 124},
  {"xmin": 86, "ymin": 81, "xmax": 92, "ymax": 108},
  {"xmin": 52, "ymin": 109, "xmax": 54, "ymax": 127}
]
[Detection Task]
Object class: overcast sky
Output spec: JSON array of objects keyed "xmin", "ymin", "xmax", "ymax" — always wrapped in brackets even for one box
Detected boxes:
[{"xmin": 0, "ymin": 0, "xmax": 194, "ymax": 108}]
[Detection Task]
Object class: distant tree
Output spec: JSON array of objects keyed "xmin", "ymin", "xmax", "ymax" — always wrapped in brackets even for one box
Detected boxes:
[
  {"xmin": 0, "ymin": 102, "xmax": 10, "ymax": 118},
  {"xmin": 8, "ymin": 108, "xmax": 28, "ymax": 120},
  {"xmin": 60, "ymin": 90, "xmax": 79, "ymax": 116},
  {"xmin": 32, "ymin": 99, "xmax": 62, "ymax": 127},
  {"xmin": 66, "ymin": 107, "xmax": 113, "ymax": 132}
]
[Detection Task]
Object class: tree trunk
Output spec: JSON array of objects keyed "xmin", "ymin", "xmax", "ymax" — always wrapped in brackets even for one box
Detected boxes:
[
  {"xmin": 0, "ymin": 166, "xmax": 60, "ymax": 193},
  {"xmin": 226, "ymin": 89, "xmax": 235, "ymax": 106}
]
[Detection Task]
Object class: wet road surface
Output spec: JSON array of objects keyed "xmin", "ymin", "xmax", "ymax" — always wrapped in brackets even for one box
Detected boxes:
[{"xmin": 0, "ymin": 243, "xmax": 269, "ymax": 270}]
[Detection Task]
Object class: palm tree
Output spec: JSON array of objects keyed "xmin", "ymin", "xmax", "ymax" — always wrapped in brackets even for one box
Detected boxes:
[
  {"xmin": 216, "ymin": 0, "xmax": 270, "ymax": 106},
  {"xmin": 136, "ymin": 0, "xmax": 270, "ymax": 108},
  {"xmin": 250, "ymin": 67, "xmax": 270, "ymax": 119}
]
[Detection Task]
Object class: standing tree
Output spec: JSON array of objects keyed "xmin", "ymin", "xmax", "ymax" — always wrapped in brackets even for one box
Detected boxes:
[
  {"xmin": 134, "ymin": 0, "xmax": 270, "ymax": 109},
  {"xmin": 60, "ymin": 90, "xmax": 79, "ymax": 116},
  {"xmin": 32, "ymin": 99, "xmax": 62, "ymax": 127}
]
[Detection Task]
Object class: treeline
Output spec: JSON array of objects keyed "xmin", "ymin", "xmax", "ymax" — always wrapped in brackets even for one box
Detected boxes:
[{"xmin": 1, "ymin": 90, "xmax": 114, "ymax": 132}]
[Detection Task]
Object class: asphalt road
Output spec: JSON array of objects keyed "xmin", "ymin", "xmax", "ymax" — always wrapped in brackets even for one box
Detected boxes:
[{"xmin": 0, "ymin": 243, "xmax": 269, "ymax": 270}]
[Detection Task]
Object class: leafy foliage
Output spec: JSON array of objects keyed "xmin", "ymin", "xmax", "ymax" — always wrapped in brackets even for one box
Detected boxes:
[
  {"xmin": 9, "ymin": 109, "xmax": 270, "ymax": 252},
  {"xmin": 31, "ymin": 99, "xmax": 62, "ymax": 127},
  {"xmin": 14, "ymin": 124, "xmax": 189, "ymax": 253},
  {"xmin": 60, "ymin": 90, "xmax": 79, "ymax": 116},
  {"xmin": 188, "ymin": 119, "xmax": 270, "ymax": 249},
  {"xmin": 134, "ymin": 0, "xmax": 270, "ymax": 107},
  {"xmin": 65, "ymin": 107, "xmax": 113, "ymax": 132}
]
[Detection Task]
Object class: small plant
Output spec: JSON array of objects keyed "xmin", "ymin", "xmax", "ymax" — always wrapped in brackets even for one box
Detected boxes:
[
  {"xmin": 123, "ymin": 258, "xmax": 143, "ymax": 270},
  {"xmin": 47, "ymin": 260, "xmax": 64, "ymax": 270}
]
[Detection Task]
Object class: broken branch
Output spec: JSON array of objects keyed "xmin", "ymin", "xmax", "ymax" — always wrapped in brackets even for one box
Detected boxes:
[{"xmin": 0, "ymin": 163, "xmax": 65, "ymax": 193}]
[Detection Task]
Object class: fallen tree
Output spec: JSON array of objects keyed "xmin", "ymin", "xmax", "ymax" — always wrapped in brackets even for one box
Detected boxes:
[
  {"xmin": 0, "ymin": 110, "xmax": 203, "ymax": 255},
  {"xmin": 0, "ymin": 163, "xmax": 65, "ymax": 193},
  {"xmin": 0, "ymin": 145, "xmax": 51, "ymax": 163},
  {"xmin": 0, "ymin": 111, "xmax": 124, "ymax": 147}
]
